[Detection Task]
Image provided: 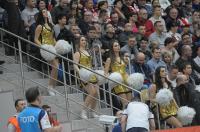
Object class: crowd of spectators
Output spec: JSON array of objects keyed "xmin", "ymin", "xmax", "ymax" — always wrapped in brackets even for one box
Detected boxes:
[{"xmin": 1, "ymin": 0, "xmax": 200, "ymax": 131}]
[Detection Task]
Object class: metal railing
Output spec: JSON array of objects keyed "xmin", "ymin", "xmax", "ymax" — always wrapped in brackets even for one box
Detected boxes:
[{"xmin": 0, "ymin": 27, "xmax": 142, "ymax": 131}]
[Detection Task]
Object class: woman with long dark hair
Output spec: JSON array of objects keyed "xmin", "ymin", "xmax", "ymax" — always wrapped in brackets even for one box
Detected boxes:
[
  {"xmin": 34, "ymin": 9, "xmax": 59, "ymax": 96},
  {"xmin": 149, "ymin": 66, "xmax": 182, "ymax": 128},
  {"xmin": 73, "ymin": 36, "xmax": 99, "ymax": 119},
  {"xmin": 104, "ymin": 40, "xmax": 132, "ymax": 109}
]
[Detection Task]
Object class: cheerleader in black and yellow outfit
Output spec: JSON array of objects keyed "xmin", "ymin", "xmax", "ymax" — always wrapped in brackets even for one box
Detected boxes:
[
  {"xmin": 34, "ymin": 9, "xmax": 59, "ymax": 96},
  {"xmin": 73, "ymin": 36, "xmax": 98, "ymax": 119},
  {"xmin": 104, "ymin": 40, "xmax": 132, "ymax": 109},
  {"xmin": 149, "ymin": 66, "xmax": 182, "ymax": 128}
]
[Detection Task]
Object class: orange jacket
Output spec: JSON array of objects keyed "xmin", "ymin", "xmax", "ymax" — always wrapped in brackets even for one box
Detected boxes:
[{"xmin": 8, "ymin": 116, "xmax": 21, "ymax": 132}]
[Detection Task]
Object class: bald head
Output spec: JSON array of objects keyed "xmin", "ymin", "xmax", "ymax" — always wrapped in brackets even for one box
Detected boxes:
[
  {"xmin": 181, "ymin": 45, "xmax": 192, "ymax": 57},
  {"xmin": 136, "ymin": 52, "xmax": 145, "ymax": 65},
  {"xmin": 176, "ymin": 74, "xmax": 188, "ymax": 86}
]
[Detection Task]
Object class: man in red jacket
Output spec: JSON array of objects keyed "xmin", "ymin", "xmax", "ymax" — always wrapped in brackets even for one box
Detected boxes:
[{"xmin": 137, "ymin": 7, "xmax": 154, "ymax": 37}]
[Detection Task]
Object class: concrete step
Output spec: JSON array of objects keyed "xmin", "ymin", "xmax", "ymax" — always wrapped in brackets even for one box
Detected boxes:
[
  {"xmin": 0, "ymin": 71, "xmax": 42, "ymax": 80},
  {"xmin": 55, "ymin": 85, "xmax": 81, "ymax": 94},
  {"xmin": 72, "ymin": 118, "xmax": 104, "ymax": 131},
  {"xmin": 1, "ymin": 63, "xmax": 28, "ymax": 73}
]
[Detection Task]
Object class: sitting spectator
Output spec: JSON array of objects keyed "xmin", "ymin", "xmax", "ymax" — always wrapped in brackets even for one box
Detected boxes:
[
  {"xmin": 165, "ymin": 7, "xmax": 180, "ymax": 31},
  {"xmin": 21, "ymin": 0, "xmax": 39, "ymax": 32},
  {"xmin": 37, "ymin": 0, "xmax": 53, "ymax": 24},
  {"xmin": 50, "ymin": 0, "xmax": 69, "ymax": 24},
  {"xmin": 137, "ymin": 7, "xmax": 154, "ymax": 37},
  {"xmin": 149, "ymin": 5, "xmax": 166, "ymax": 32},
  {"xmin": 161, "ymin": 37, "xmax": 179, "ymax": 63},
  {"xmin": 113, "ymin": 0, "xmax": 126, "ymax": 20},
  {"xmin": 137, "ymin": 0, "xmax": 152, "ymax": 17},
  {"xmin": 138, "ymin": 36, "xmax": 152, "ymax": 62},
  {"xmin": 149, "ymin": 21, "xmax": 167, "ymax": 48},
  {"xmin": 118, "ymin": 22, "xmax": 133, "ymax": 47},
  {"xmin": 162, "ymin": 51, "xmax": 173, "ymax": 72},
  {"xmin": 181, "ymin": 62, "xmax": 197, "ymax": 86},
  {"xmin": 134, "ymin": 25, "xmax": 146, "ymax": 42},
  {"xmin": 193, "ymin": 45, "xmax": 200, "ymax": 78},
  {"xmin": 121, "ymin": 0, "xmax": 139, "ymax": 20},
  {"xmin": 78, "ymin": 11, "xmax": 93, "ymax": 35},
  {"xmin": 121, "ymin": 98, "xmax": 155, "ymax": 132},
  {"xmin": 166, "ymin": 22, "xmax": 181, "ymax": 42},
  {"xmin": 120, "ymin": 34, "xmax": 138, "ymax": 62},
  {"xmin": 53, "ymin": 13, "xmax": 68, "ymax": 38},
  {"xmin": 176, "ymin": 45, "xmax": 200, "ymax": 76},
  {"xmin": 132, "ymin": 52, "xmax": 152, "ymax": 82},
  {"xmin": 127, "ymin": 12, "xmax": 138, "ymax": 33},
  {"xmin": 110, "ymin": 12, "xmax": 124, "ymax": 35},
  {"xmin": 166, "ymin": 65, "xmax": 179, "ymax": 89},
  {"xmin": 7, "ymin": 99, "xmax": 26, "ymax": 132},
  {"xmin": 147, "ymin": 47, "xmax": 166, "ymax": 75}
]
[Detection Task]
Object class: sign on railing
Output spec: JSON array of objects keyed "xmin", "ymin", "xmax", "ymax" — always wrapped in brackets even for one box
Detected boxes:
[{"xmin": 152, "ymin": 126, "xmax": 200, "ymax": 132}]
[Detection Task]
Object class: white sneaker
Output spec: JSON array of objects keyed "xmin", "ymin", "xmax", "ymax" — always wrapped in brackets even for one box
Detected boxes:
[
  {"xmin": 48, "ymin": 86, "xmax": 56, "ymax": 96},
  {"xmin": 91, "ymin": 112, "xmax": 99, "ymax": 118},
  {"xmin": 81, "ymin": 110, "xmax": 88, "ymax": 119}
]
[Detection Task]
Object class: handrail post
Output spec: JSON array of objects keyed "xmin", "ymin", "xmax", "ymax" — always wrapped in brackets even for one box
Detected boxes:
[
  {"xmin": 18, "ymin": 39, "xmax": 25, "ymax": 95},
  {"xmin": 108, "ymin": 84, "xmax": 114, "ymax": 116},
  {"xmin": 61, "ymin": 58, "xmax": 69, "ymax": 120}
]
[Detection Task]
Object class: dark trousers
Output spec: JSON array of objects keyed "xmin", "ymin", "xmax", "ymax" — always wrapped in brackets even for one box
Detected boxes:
[{"xmin": 127, "ymin": 127, "xmax": 148, "ymax": 132}]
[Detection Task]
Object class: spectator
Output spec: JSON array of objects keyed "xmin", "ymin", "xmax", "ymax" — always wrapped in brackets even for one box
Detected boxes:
[
  {"xmin": 167, "ymin": 65, "xmax": 179, "ymax": 89},
  {"xmin": 165, "ymin": 7, "xmax": 180, "ymax": 31},
  {"xmin": 193, "ymin": 45, "xmax": 200, "ymax": 78},
  {"xmin": 121, "ymin": 0, "xmax": 139, "ymax": 20},
  {"xmin": 147, "ymin": 47, "xmax": 166, "ymax": 75},
  {"xmin": 104, "ymin": 40, "xmax": 132, "ymax": 109},
  {"xmin": 18, "ymin": 87, "xmax": 62, "ymax": 132},
  {"xmin": 110, "ymin": 12, "xmax": 124, "ymax": 35},
  {"xmin": 78, "ymin": 11, "xmax": 93, "ymax": 35},
  {"xmin": 7, "ymin": 99, "xmax": 26, "ymax": 132},
  {"xmin": 166, "ymin": 22, "xmax": 181, "ymax": 42},
  {"xmin": 181, "ymin": 62, "xmax": 196, "ymax": 86},
  {"xmin": 134, "ymin": 25, "xmax": 145, "ymax": 42},
  {"xmin": 98, "ymin": 9, "xmax": 109, "ymax": 28},
  {"xmin": 37, "ymin": 0, "xmax": 53, "ymax": 25},
  {"xmin": 118, "ymin": 22, "xmax": 133, "ymax": 47},
  {"xmin": 132, "ymin": 52, "xmax": 152, "ymax": 82},
  {"xmin": 73, "ymin": 36, "xmax": 99, "ymax": 119},
  {"xmin": 137, "ymin": 0, "xmax": 152, "ymax": 17},
  {"xmin": 127, "ymin": 12, "xmax": 138, "ymax": 33},
  {"xmin": 149, "ymin": 5, "xmax": 166, "ymax": 32},
  {"xmin": 120, "ymin": 34, "xmax": 138, "ymax": 62},
  {"xmin": 149, "ymin": 21, "xmax": 167, "ymax": 47},
  {"xmin": 42, "ymin": 105, "xmax": 60, "ymax": 127},
  {"xmin": 121, "ymin": 98, "xmax": 155, "ymax": 132},
  {"xmin": 21, "ymin": 0, "xmax": 39, "ymax": 32},
  {"xmin": 174, "ymin": 74, "xmax": 193, "ymax": 106},
  {"xmin": 100, "ymin": 24, "xmax": 116, "ymax": 60},
  {"xmin": 53, "ymin": 13, "xmax": 68, "ymax": 38},
  {"xmin": 138, "ymin": 7, "xmax": 154, "ymax": 37},
  {"xmin": 113, "ymin": 0, "xmax": 126, "ymax": 20},
  {"xmin": 162, "ymin": 51, "xmax": 173, "ymax": 71},
  {"xmin": 189, "ymin": 10, "xmax": 200, "ymax": 33},
  {"xmin": 138, "ymin": 36, "xmax": 152, "ymax": 61},
  {"xmin": 175, "ymin": 45, "xmax": 200, "ymax": 74},
  {"xmin": 161, "ymin": 37, "xmax": 179, "ymax": 63},
  {"xmin": 34, "ymin": 9, "xmax": 59, "ymax": 96},
  {"xmin": 50, "ymin": 0, "xmax": 69, "ymax": 24}
]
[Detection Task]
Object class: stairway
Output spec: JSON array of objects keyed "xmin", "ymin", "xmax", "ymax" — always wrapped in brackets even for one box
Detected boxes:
[{"xmin": 0, "ymin": 46, "xmax": 112, "ymax": 132}]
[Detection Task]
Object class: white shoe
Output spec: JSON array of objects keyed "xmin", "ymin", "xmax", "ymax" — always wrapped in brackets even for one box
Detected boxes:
[
  {"xmin": 81, "ymin": 110, "xmax": 88, "ymax": 119},
  {"xmin": 91, "ymin": 112, "xmax": 99, "ymax": 118},
  {"xmin": 48, "ymin": 86, "xmax": 56, "ymax": 96}
]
